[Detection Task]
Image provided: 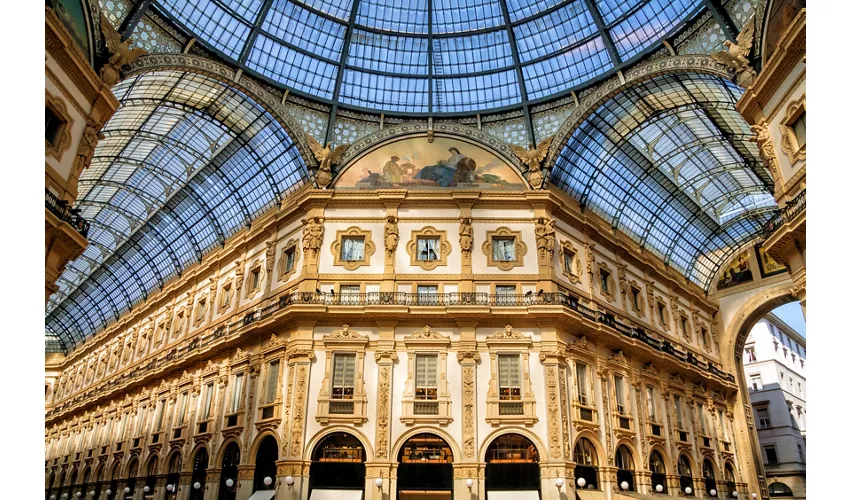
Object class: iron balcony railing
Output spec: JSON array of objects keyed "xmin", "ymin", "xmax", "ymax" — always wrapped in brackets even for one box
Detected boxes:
[
  {"xmin": 761, "ymin": 189, "xmax": 805, "ymax": 239},
  {"xmin": 47, "ymin": 290, "xmax": 736, "ymax": 419},
  {"xmin": 46, "ymin": 189, "xmax": 90, "ymax": 238}
]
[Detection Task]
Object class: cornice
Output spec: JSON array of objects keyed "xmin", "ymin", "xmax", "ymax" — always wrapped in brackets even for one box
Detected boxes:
[{"xmin": 737, "ymin": 9, "xmax": 806, "ymax": 122}]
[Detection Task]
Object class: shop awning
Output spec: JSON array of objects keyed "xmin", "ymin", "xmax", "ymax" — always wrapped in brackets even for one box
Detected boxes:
[
  {"xmin": 487, "ymin": 491, "xmax": 539, "ymax": 500},
  {"xmin": 310, "ymin": 489, "xmax": 363, "ymax": 500},
  {"xmin": 247, "ymin": 491, "xmax": 276, "ymax": 500}
]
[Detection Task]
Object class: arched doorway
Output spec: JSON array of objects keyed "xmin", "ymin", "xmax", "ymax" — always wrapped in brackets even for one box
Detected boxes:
[
  {"xmin": 126, "ymin": 457, "xmax": 139, "ymax": 498},
  {"xmin": 703, "ymin": 459, "xmax": 717, "ymax": 496},
  {"xmin": 80, "ymin": 467, "xmax": 91, "ymax": 499},
  {"xmin": 678, "ymin": 454, "xmax": 694, "ymax": 495},
  {"xmin": 190, "ymin": 448, "xmax": 209, "ymax": 500},
  {"xmin": 68, "ymin": 469, "xmax": 78, "ymax": 498},
  {"xmin": 615, "ymin": 445, "xmax": 635, "ymax": 491},
  {"xmin": 108, "ymin": 462, "xmax": 120, "ymax": 498},
  {"xmin": 92, "ymin": 465, "xmax": 104, "ymax": 499},
  {"xmin": 309, "ymin": 432, "xmax": 366, "ymax": 499},
  {"xmin": 484, "ymin": 433, "xmax": 540, "ymax": 496},
  {"xmin": 252, "ymin": 436, "xmax": 278, "ymax": 493},
  {"xmin": 56, "ymin": 470, "xmax": 65, "ymax": 500},
  {"xmin": 218, "ymin": 442, "xmax": 240, "ymax": 500},
  {"xmin": 144, "ymin": 456, "xmax": 158, "ymax": 498},
  {"xmin": 397, "ymin": 433, "xmax": 453, "ymax": 500},
  {"xmin": 724, "ymin": 463, "xmax": 737, "ymax": 497},
  {"xmin": 45, "ymin": 471, "xmax": 55, "ymax": 500},
  {"xmin": 573, "ymin": 437, "xmax": 599, "ymax": 490},
  {"xmin": 165, "ymin": 453, "xmax": 181, "ymax": 499},
  {"xmin": 650, "ymin": 451, "xmax": 667, "ymax": 494}
]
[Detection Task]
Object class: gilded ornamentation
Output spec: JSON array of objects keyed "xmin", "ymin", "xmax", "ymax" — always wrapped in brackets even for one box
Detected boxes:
[
  {"xmin": 509, "ymin": 136, "xmax": 553, "ymax": 189},
  {"xmin": 481, "ymin": 226, "xmax": 527, "ymax": 271},
  {"xmin": 534, "ymin": 217, "xmax": 557, "ymax": 266},
  {"xmin": 330, "ymin": 226, "xmax": 376, "ymax": 271},
  {"xmin": 99, "ymin": 13, "xmax": 148, "ymax": 85},
  {"xmin": 406, "ymin": 226, "xmax": 451, "ymax": 270},
  {"xmin": 750, "ymin": 118, "xmax": 779, "ymax": 177},
  {"xmin": 709, "ymin": 15, "xmax": 756, "ymax": 87},
  {"xmin": 375, "ymin": 364, "xmax": 391, "ymax": 459},
  {"xmin": 306, "ymin": 135, "xmax": 349, "ymax": 188},
  {"xmin": 301, "ymin": 217, "xmax": 324, "ymax": 256},
  {"xmin": 384, "ymin": 215, "xmax": 399, "ymax": 258}
]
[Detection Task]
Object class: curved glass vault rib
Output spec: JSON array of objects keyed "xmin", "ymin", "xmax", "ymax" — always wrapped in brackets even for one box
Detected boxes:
[
  {"xmin": 153, "ymin": 0, "xmax": 703, "ymax": 114},
  {"xmin": 46, "ymin": 70, "xmax": 309, "ymax": 353},
  {"xmin": 548, "ymin": 73, "xmax": 776, "ymax": 290}
]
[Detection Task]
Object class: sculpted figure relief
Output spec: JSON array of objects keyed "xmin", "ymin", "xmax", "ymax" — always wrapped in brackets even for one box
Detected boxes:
[
  {"xmin": 750, "ymin": 119, "xmax": 780, "ymax": 177},
  {"xmin": 99, "ymin": 14, "xmax": 148, "ymax": 86},
  {"xmin": 459, "ymin": 218, "xmax": 474, "ymax": 256},
  {"xmin": 535, "ymin": 217, "xmax": 557, "ymax": 263},
  {"xmin": 384, "ymin": 216, "xmax": 399, "ymax": 256},
  {"xmin": 510, "ymin": 136, "xmax": 553, "ymax": 189},
  {"xmin": 301, "ymin": 217, "xmax": 324, "ymax": 254}
]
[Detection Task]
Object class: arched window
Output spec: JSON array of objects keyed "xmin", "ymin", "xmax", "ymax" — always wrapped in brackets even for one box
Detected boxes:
[
  {"xmin": 678, "ymin": 454, "xmax": 694, "ymax": 496},
  {"xmin": 166, "ymin": 453, "xmax": 182, "ymax": 499},
  {"xmin": 702, "ymin": 459, "xmax": 717, "ymax": 495},
  {"xmin": 768, "ymin": 482, "xmax": 794, "ymax": 497},
  {"xmin": 650, "ymin": 451, "xmax": 667, "ymax": 494},
  {"xmin": 126, "ymin": 458, "xmax": 139, "ymax": 495},
  {"xmin": 573, "ymin": 438, "xmax": 599, "ymax": 490},
  {"xmin": 397, "ymin": 434, "xmax": 453, "ymax": 498},
  {"xmin": 615, "ymin": 446, "xmax": 635, "ymax": 491},
  {"xmin": 191, "ymin": 448, "xmax": 209, "ymax": 500},
  {"xmin": 724, "ymin": 463, "xmax": 737, "ymax": 496},
  {"xmin": 485, "ymin": 434, "xmax": 540, "ymax": 492},
  {"xmin": 252, "ymin": 436, "xmax": 278, "ymax": 493},
  {"xmin": 309, "ymin": 432, "xmax": 367, "ymax": 494},
  {"xmin": 57, "ymin": 471, "xmax": 66, "ymax": 498},
  {"xmin": 218, "ymin": 442, "xmax": 240, "ymax": 500},
  {"xmin": 145, "ymin": 456, "xmax": 159, "ymax": 495}
]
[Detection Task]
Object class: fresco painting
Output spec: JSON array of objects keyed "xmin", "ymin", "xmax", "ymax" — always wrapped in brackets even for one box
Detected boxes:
[
  {"xmin": 334, "ymin": 136, "xmax": 526, "ymax": 190},
  {"xmin": 717, "ymin": 250, "xmax": 755, "ymax": 290}
]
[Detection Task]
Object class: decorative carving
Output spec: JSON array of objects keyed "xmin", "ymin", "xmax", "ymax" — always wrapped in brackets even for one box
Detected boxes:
[
  {"xmin": 375, "ymin": 364, "xmax": 391, "ymax": 459},
  {"xmin": 534, "ymin": 217, "xmax": 557, "ymax": 266},
  {"xmin": 384, "ymin": 215, "xmax": 399, "ymax": 259},
  {"xmin": 482, "ymin": 226, "xmax": 527, "ymax": 271},
  {"xmin": 45, "ymin": 91, "xmax": 74, "ymax": 161},
  {"xmin": 510, "ymin": 136, "xmax": 553, "ymax": 188},
  {"xmin": 459, "ymin": 217, "xmax": 474, "ymax": 261},
  {"xmin": 301, "ymin": 217, "xmax": 324, "ymax": 256},
  {"xmin": 457, "ymin": 351, "xmax": 480, "ymax": 363},
  {"xmin": 99, "ymin": 13, "xmax": 147, "ymax": 85},
  {"xmin": 406, "ymin": 226, "xmax": 451, "ymax": 270},
  {"xmin": 569, "ymin": 336, "xmax": 590, "ymax": 351},
  {"xmin": 709, "ymin": 15, "xmax": 756, "ymax": 87},
  {"xmin": 546, "ymin": 365, "xmax": 562, "ymax": 459},
  {"xmin": 330, "ymin": 226, "xmax": 376, "ymax": 271},
  {"xmin": 488, "ymin": 325, "xmax": 531, "ymax": 341},
  {"xmin": 289, "ymin": 365, "xmax": 308, "ymax": 457},
  {"xmin": 461, "ymin": 363, "xmax": 476, "ymax": 459},
  {"xmin": 584, "ymin": 243, "xmax": 596, "ymax": 284},
  {"xmin": 306, "ymin": 135, "xmax": 349, "ymax": 188},
  {"xmin": 407, "ymin": 325, "xmax": 448, "ymax": 341},
  {"xmin": 280, "ymin": 364, "xmax": 295, "ymax": 456},
  {"xmin": 597, "ymin": 261, "xmax": 617, "ymax": 303},
  {"xmin": 73, "ymin": 118, "xmax": 104, "ymax": 174},
  {"xmin": 325, "ymin": 324, "xmax": 366, "ymax": 340},
  {"xmin": 750, "ymin": 118, "xmax": 780, "ymax": 178},
  {"xmin": 779, "ymin": 95, "xmax": 806, "ymax": 164}
]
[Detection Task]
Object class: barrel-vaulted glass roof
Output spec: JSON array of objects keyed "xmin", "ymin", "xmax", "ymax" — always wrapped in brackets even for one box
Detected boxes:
[
  {"xmin": 153, "ymin": 0, "xmax": 704, "ymax": 114},
  {"xmin": 548, "ymin": 73, "xmax": 776, "ymax": 290},
  {"xmin": 45, "ymin": 70, "xmax": 309, "ymax": 352}
]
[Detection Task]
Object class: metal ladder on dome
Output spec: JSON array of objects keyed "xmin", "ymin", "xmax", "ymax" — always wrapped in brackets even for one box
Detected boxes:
[{"xmin": 432, "ymin": 38, "xmax": 444, "ymax": 113}]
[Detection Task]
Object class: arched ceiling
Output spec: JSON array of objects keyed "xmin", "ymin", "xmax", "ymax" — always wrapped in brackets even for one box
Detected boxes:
[
  {"xmin": 45, "ymin": 70, "xmax": 310, "ymax": 352},
  {"xmin": 152, "ymin": 0, "xmax": 706, "ymax": 114},
  {"xmin": 547, "ymin": 72, "xmax": 776, "ymax": 290}
]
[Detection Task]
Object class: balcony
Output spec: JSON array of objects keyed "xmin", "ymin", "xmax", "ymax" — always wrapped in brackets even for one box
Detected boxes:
[{"xmin": 45, "ymin": 189, "xmax": 89, "ymax": 237}]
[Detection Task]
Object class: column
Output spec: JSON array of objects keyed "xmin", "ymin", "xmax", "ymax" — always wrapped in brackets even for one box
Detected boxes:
[
  {"xmin": 175, "ymin": 471, "xmax": 192, "ymax": 500},
  {"xmin": 371, "ymin": 321, "xmax": 398, "ymax": 500},
  {"xmin": 205, "ymin": 468, "xmax": 221, "ymax": 500},
  {"xmin": 234, "ymin": 465, "xmax": 254, "ymax": 500}
]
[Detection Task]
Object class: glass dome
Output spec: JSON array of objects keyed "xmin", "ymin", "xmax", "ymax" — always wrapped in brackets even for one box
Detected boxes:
[{"xmin": 154, "ymin": 0, "xmax": 704, "ymax": 114}]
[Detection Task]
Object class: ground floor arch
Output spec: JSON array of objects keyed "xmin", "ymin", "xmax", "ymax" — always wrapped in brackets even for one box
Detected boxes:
[
  {"xmin": 484, "ymin": 433, "xmax": 541, "ymax": 497},
  {"xmin": 308, "ymin": 431, "xmax": 367, "ymax": 500},
  {"xmin": 396, "ymin": 433, "xmax": 454, "ymax": 500}
]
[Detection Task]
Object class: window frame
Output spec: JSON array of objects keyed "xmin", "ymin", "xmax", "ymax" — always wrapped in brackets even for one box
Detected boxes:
[
  {"xmin": 483, "ymin": 227, "xmax": 527, "ymax": 271},
  {"xmin": 779, "ymin": 95, "xmax": 806, "ymax": 164},
  {"xmin": 401, "ymin": 326, "xmax": 453, "ymax": 425},
  {"xmin": 331, "ymin": 227, "xmax": 376, "ymax": 270},
  {"xmin": 406, "ymin": 226, "xmax": 451, "ymax": 270},
  {"xmin": 485, "ymin": 326, "xmax": 537, "ymax": 426},
  {"xmin": 316, "ymin": 325, "xmax": 369, "ymax": 425}
]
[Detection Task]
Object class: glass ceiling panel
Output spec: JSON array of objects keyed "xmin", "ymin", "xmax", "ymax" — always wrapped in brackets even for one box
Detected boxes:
[
  {"xmin": 548, "ymin": 73, "xmax": 776, "ymax": 291},
  {"xmin": 46, "ymin": 70, "xmax": 309, "ymax": 353},
  {"xmin": 151, "ymin": 0, "xmax": 709, "ymax": 113}
]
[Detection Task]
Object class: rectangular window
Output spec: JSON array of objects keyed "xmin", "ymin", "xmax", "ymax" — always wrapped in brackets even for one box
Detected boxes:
[
  {"xmin": 575, "ymin": 362, "xmax": 590, "ymax": 406},
  {"xmin": 117, "ymin": 414, "xmax": 127, "ymax": 441},
  {"xmin": 631, "ymin": 287, "xmax": 641, "ymax": 311},
  {"xmin": 197, "ymin": 299, "xmax": 206, "ymax": 320},
  {"xmin": 135, "ymin": 406, "xmax": 147, "ymax": 436},
  {"xmin": 498, "ymin": 354, "xmax": 521, "ymax": 401},
  {"xmin": 765, "ymin": 446, "xmax": 779, "ymax": 464},
  {"xmin": 415, "ymin": 354, "xmax": 438, "ymax": 400},
  {"xmin": 175, "ymin": 391, "xmax": 188, "ymax": 426},
  {"xmin": 45, "ymin": 106, "xmax": 63, "ymax": 146},
  {"xmin": 332, "ymin": 354, "xmax": 356, "ymax": 399},
  {"xmin": 153, "ymin": 401, "xmax": 165, "ymax": 432},
  {"xmin": 614, "ymin": 375, "xmax": 627, "ymax": 414},
  {"xmin": 229, "ymin": 374, "xmax": 244, "ymax": 413},
  {"xmin": 600, "ymin": 269, "xmax": 610, "ymax": 293},
  {"xmin": 564, "ymin": 249, "xmax": 575, "ymax": 274},
  {"xmin": 792, "ymin": 111, "xmax": 806, "ymax": 146},
  {"xmin": 745, "ymin": 346, "xmax": 756, "ymax": 362},
  {"xmin": 674, "ymin": 395, "xmax": 684, "ymax": 428},
  {"xmin": 797, "ymin": 444, "xmax": 805, "ymax": 463},
  {"xmin": 417, "ymin": 285, "xmax": 438, "ymax": 305},
  {"xmin": 264, "ymin": 361, "xmax": 279, "ymax": 403},
  {"xmin": 701, "ymin": 328, "xmax": 710, "ymax": 347},
  {"xmin": 221, "ymin": 284, "xmax": 232, "ymax": 308},
  {"xmin": 646, "ymin": 385, "xmax": 657, "ymax": 421},
  {"xmin": 284, "ymin": 247, "xmax": 296, "ymax": 272},
  {"xmin": 250, "ymin": 269, "xmax": 260, "ymax": 290},
  {"xmin": 201, "ymin": 382, "xmax": 214, "ymax": 420},
  {"xmin": 341, "ymin": 236, "xmax": 366, "ymax": 261},
  {"xmin": 492, "ymin": 237, "xmax": 516, "ymax": 261},
  {"xmin": 750, "ymin": 374, "xmax": 761, "ymax": 391},
  {"xmin": 340, "ymin": 285, "xmax": 360, "ymax": 304},
  {"xmin": 657, "ymin": 302, "xmax": 666, "ymax": 325},
  {"xmin": 718, "ymin": 409, "xmax": 727, "ymax": 440},
  {"xmin": 757, "ymin": 408, "xmax": 771, "ymax": 428},
  {"xmin": 416, "ymin": 237, "xmax": 440, "ymax": 261},
  {"xmin": 680, "ymin": 316, "xmax": 688, "ymax": 335},
  {"xmin": 495, "ymin": 285, "xmax": 517, "ymax": 305},
  {"xmin": 698, "ymin": 403, "xmax": 706, "ymax": 433}
]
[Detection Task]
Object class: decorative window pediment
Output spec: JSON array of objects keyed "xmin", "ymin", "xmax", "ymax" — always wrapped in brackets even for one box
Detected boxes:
[
  {"xmin": 245, "ymin": 259, "xmax": 264, "ymax": 300},
  {"xmin": 780, "ymin": 95, "xmax": 806, "ymax": 164},
  {"xmin": 277, "ymin": 239, "xmax": 300, "ymax": 282},
  {"xmin": 406, "ymin": 226, "xmax": 451, "ymax": 270},
  {"xmin": 331, "ymin": 227, "xmax": 376, "ymax": 270},
  {"xmin": 485, "ymin": 325, "xmax": 537, "ymax": 427},
  {"xmin": 627, "ymin": 280, "xmax": 645, "ymax": 317},
  {"xmin": 401, "ymin": 326, "xmax": 452, "ymax": 426},
  {"xmin": 482, "ymin": 227, "xmax": 527, "ymax": 271},
  {"xmin": 560, "ymin": 239, "xmax": 582, "ymax": 284},
  {"xmin": 218, "ymin": 277, "xmax": 234, "ymax": 313},
  {"xmin": 193, "ymin": 293, "xmax": 209, "ymax": 326},
  {"xmin": 596, "ymin": 261, "xmax": 617, "ymax": 302},
  {"xmin": 316, "ymin": 325, "xmax": 369, "ymax": 425}
]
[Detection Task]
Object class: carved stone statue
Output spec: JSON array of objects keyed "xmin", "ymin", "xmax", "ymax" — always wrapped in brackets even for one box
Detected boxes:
[
  {"xmin": 384, "ymin": 216, "xmax": 399, "ymax": 256},
  {"xmin": 306, "ymin": 136, "xmax": 349, "ymax": 188},
  {"xmin": 301, "ymin": 217, "xmax": 324, "ymax": 254},
  {"xmin": 535, "ymin": 217, "xmax": 556, "ymax": 263},
  {"xmin": 98, "ymin": 353, "xmax": 108, "ymax": 378},
  {"xmin": 265, "ymin": 241, "xmax": 275, "ymax": 275},
  {"xmin": 710, "ymin": 15, "xmax": 756, "ymax": 87},
  {"xmin": 137, "ymin": 328, "xmax": 150, "ymax": 355},
  {"xmin": 109, "ymin": 342, "xmax": 120, "ymax": 371},
  {"xmin": 122, "ymin": 335, "xmax": 135, "ymax": 364},
  {"xmin": 510, "ymin": 136, "xmax": 553, "ymax": 189},
  {"xmin": 74, "ymin": 119, "xmax": 104, "ymax": 174},
  {"xmin": 234, "ymin": 260, "xmax": 244, "ymax": 293},
  {"xmin": 750, "ymin": 119, "xmax": 779, "ymax": 177},
  {"xmin": 459, "ymin": 218, "xmax": 474, "ymax": 256},
  {"xmin": 99, "ymin": 14, "xmax": 148, "ymax": 86}
]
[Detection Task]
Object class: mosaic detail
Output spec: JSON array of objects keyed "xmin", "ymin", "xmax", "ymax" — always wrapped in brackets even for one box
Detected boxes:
[
  {"xmin": 724, "ymin": 0, "xmax": 756, "ymax": 30},
  {"xmin": 677, "ymin": 14, "xmax": 727, "ymax": 55},
  {"xmin": 287, "ymin": 101, "xmax": 329, "ymax": 144},
  {"xmin": 333, "ymin": 116, "xmax": 380, "ymax": 146},
  {"xmin": 130, "ymin": 14, "xmax": 183, "ymax": 54},
  {"xmin": 98, "ymin": 0, "xmax": 131, "ymax": 28},
  {"xmin": 482, "ymin": 116, "xmax": 528, "ymax": 147},
  {"xmin": 532, "ymin": 105, "xmax": 574, "ymax": 142}
]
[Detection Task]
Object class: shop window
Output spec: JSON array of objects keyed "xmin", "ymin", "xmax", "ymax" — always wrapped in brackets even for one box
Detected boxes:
[
  {"xmin": 309, "ymin": 433, "xmax": 366, "ymax": 492},
  {"xmin": 615, "ymin": 446, "xmax": 635, "ymax": 491},
  {"xmin": 574, "ymin": 438, "xmax": 599, "ymax": 489},
  {"xmin": 484, "ymin": 434, "xmax": 541, "ymax": 492},
  {"xmin": 678, "ymin": 455, "xmax": 694, "ymax": 495}
]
